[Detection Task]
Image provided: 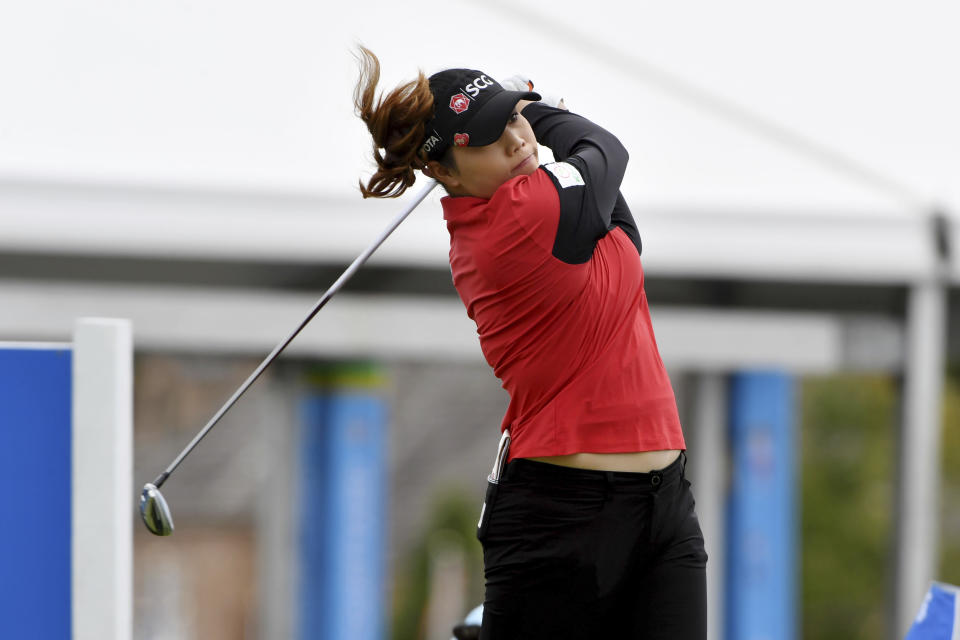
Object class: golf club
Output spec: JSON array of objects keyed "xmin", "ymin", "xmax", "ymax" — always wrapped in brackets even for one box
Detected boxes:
[{"xmin": 139, "ymin": 179, "xmax": 438, "ymax": 536}]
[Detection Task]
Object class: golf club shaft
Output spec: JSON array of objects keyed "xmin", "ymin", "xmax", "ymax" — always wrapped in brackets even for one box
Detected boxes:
[{"xmin": 152, "ymin": 179, "xmax": 438, "ymax": 489}]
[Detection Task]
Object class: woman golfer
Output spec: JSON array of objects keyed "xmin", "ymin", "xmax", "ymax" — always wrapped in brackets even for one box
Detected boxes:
[{"xmin": 355, "ymin": 48, "xmax": 707, "ymax": 639}]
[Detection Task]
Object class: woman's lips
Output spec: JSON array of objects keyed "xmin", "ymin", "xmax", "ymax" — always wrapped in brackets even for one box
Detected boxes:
[{"xmin": 513, "ymin": 153, "xmax": 535, "ymax": 172}]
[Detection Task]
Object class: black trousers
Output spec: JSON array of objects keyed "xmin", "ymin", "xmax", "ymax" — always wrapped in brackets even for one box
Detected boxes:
[{"xmin": 478, "ymin": 454, "xmax": 707, "ymax": 640}]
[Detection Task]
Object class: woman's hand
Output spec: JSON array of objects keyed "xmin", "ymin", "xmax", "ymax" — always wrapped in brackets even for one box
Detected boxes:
[{"xmin": 501, "ymin": 75, "xmax": 567, "ymax": 110}]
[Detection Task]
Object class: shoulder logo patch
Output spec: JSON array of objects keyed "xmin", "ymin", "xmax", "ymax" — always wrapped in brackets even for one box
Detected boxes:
[{"xmin": 544, "ymin": 162, "xmax": 585, "ymax": 188}]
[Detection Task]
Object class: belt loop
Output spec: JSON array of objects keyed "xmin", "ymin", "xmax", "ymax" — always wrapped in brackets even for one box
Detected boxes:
[{"xmin": 680, "ymin": 450, "xmax": 687, "ymax": 478}]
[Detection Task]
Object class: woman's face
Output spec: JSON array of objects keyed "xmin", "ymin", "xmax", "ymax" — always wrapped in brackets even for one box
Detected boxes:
[{"xmin": 440, "ymin": 109, "xmax": 539, "ymax": 199}]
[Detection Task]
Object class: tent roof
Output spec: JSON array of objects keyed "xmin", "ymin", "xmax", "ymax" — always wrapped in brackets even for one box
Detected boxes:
[{"xmin": 0, "ymin": 0, "xmax": 957, "ymax": 281}]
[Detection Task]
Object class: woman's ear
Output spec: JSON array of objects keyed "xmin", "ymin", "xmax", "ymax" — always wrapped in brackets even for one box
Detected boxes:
[{"xmin": 425, "ymin": 160, "xmax": 460, "ymax": 190}]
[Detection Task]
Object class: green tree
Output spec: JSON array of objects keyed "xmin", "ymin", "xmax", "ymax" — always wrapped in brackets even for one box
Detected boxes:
[
  {"xmin": 392, "ymin": 488, "xmax": 485, "ymax": 640},
  {"xmin": 801, "ymin": 375, "xmax": 896, "ymax": 639},
  {"xmin": 939, "ymin": 374, "xmax": 960, "ymax": 586}
]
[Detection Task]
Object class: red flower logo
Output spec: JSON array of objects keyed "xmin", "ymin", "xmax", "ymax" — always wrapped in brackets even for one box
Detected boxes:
[
  {"xmin": 453, "ymin": 133, "xmax": 470, "ymax": 147},
  {"xmin": 449, "ymin": 94, "xmax": 470, "ymax": 114}
]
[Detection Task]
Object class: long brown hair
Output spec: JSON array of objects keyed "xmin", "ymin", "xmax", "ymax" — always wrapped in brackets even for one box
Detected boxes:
[{"xmin": 354, "ymin": 47, "xmax": 442, "ymax": 198}]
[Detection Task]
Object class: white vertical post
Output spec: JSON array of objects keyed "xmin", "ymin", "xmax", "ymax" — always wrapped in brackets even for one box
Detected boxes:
[
  {"xmin": 258, "ymin": 374, "xmax": 298, "ymax": 640},
  {"xmin": 895, "ymin": 279, "xmax": 947, "ymax": 638},
  {"xmin": 689, "ymin": 373, "xmax": 727, "ymax": 640},
  {"xmin": 72, "ymin": 318, "xmax": 133, "ymax": 640}
]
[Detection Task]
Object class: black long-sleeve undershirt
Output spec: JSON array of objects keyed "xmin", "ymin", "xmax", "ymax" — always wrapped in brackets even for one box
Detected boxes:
[{"xmin": 521, "ymin": 102, "xmax": 642, "ymax": 263}]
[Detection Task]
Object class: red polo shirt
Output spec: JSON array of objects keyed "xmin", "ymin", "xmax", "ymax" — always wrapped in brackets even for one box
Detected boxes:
[{"xmin": 442, "ymin": 167, "xmax": 685, "ymax": 460}]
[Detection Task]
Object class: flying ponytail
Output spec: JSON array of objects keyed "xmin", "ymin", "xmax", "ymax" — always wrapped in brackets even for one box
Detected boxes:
[{"xmin": 354, "ymin": 47, "xmax": 437, "ymax": 199}]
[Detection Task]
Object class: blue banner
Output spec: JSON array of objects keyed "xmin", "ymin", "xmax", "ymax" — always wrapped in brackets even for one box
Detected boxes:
[
  {"xmin": 299, "ymin": 383, "xmax": 387, "ymax": 640},
  {"xmin": 726, "ymin": 371, "xmax": 796, "ymax": 640},
  {"xmin": 0, "ymin": 346, "xmax": 72, "ymax": 638},
  {"xmin": 905, "ymin": 583, "xmax": 959, "ymax": 640}
]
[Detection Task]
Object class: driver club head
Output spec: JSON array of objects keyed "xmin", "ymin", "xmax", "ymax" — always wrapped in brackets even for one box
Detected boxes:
[{"xmin": 140, "ymin": 483, "xmax": 174, "ymax": 536}]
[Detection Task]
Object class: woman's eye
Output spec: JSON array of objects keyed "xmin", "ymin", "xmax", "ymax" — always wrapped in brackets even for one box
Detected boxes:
[{"xmin": 509, "ymin": 112, "xmax": 520, "ymax": 123}]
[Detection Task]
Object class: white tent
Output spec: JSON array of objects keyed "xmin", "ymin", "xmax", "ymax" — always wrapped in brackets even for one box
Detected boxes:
[{"xmin": 1, "ymin": 0, "xmax": 957, "ymax": 277}]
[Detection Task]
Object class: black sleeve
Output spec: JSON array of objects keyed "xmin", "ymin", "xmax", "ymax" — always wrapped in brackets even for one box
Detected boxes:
[
  {"xmin": 610, "ymin": 193, "xmax": 642, "ymax": 256},
  {"xmin": 521, "ymin": 102, "xmax": 638, "ymax": 263}
]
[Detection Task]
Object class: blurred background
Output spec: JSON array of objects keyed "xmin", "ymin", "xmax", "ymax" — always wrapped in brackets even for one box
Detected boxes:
[{"xmin": 1, "ymin": 0, "xmax": 958, "ymax": 638}]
